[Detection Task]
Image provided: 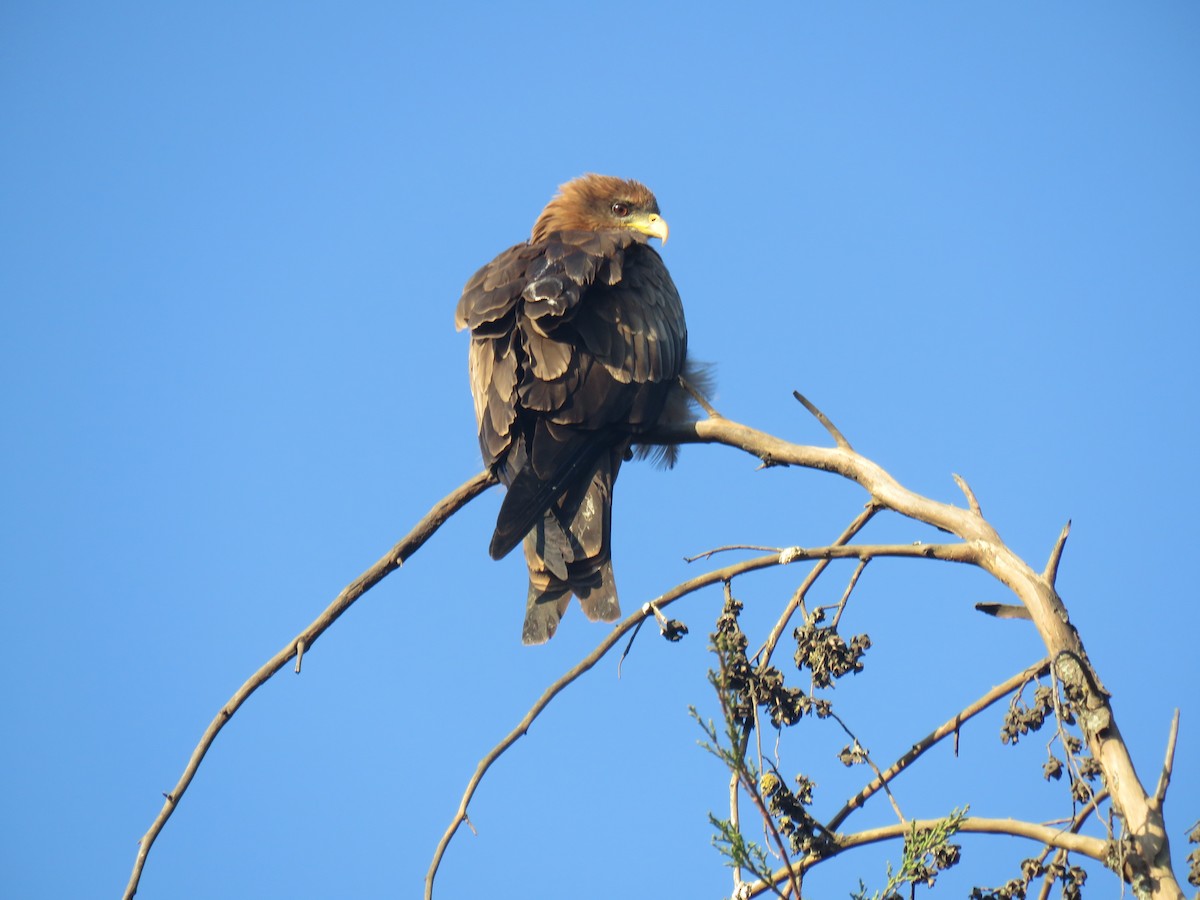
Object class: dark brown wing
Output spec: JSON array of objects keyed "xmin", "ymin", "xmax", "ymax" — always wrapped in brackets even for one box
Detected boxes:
[{"xmin": 456, "ymin": 229, "xmax": 686, "ymax": 559}]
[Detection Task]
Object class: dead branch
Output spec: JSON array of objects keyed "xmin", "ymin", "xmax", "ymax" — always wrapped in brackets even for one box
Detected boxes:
[
  {"xmin": 826, "ymin": 710, "xmax": 907, "ymax": 824},
  {"xmin": 1154, "ymin": 709, "xmax": 1181, "ymax": 808},
  {"xmin": 1043, "ymin": 520, "xmax": 1072, "ymax": 587},
  {"xmin": 686, "ymin": 544, "xmax": 784, "ymax": 563},
  {"xmin": 793, "ymin": 389, "xmax": 852, "ymax": 451},
  {"xmin": 828, "ymin": 557, "xmax": 869, "ymax": 631},
  {"xmin": 122, "ymin": 470, "xmax": 495, "ymax": 900},
  {"xmin": 953, "ymin": 472, "xmax": 983, "ymax": 517},
  {"xmin": 746, "ymin": 816, "xmax": 1110, "ymax": 897},
  {"xmin": 1034, "ymin": 788, "xmax": 1110, "ymax": 900},
  {"xmin": 975, "ymin": 601, "xmax": 1033, "ymax": 620},
  {"xmin": 827, "ymin": 659, "xmax": 1052, "ymax": 831}
]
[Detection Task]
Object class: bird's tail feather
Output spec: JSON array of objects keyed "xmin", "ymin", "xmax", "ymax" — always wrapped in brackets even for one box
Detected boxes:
[
  {"xmin": 519, "ymin": 452, "xmax": 621, "ymax": 644},
  {"xmin": 489, "ymin": 432, "xmax": 610, "ymax": 560}
]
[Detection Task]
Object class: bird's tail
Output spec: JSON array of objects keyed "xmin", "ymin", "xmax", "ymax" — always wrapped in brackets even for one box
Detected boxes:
[
  {"xmin": 520, "ymin": 450, "xmax": 622, "ymax": 644},
  {"xmin": 489, "ymin": 431, "xmax": 609, "ymax": 561}
]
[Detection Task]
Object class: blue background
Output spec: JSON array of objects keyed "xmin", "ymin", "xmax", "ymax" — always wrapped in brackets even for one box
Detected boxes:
[{"xmin": 2, "ymin": 3, "xmax": 1197, "ymax": 898}]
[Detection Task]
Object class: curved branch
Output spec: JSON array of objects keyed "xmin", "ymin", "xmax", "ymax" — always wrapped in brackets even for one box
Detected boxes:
[
  {"xmin": 426, "ymin": 551, "xmax": 796, "ymax": 900},
  {"xmin": 1153, "ymin": 709, "xmax": 1181, "ymax": 808},
  {"xmin": 122, "ymin": 471, "xmax": 496, "ymax": 899},
  {"xmin": 1043, "ymin": 520, "xmax": 1072, "ymax": 587},
  {"xmin": 746, "ymin": 816, "xmax": 1109, "ymax": 898}
]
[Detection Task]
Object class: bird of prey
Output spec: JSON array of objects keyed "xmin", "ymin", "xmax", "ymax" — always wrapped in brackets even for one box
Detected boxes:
[{"xmin": 455, "ymin": 174, "xmax": 692, "ymax": 644}]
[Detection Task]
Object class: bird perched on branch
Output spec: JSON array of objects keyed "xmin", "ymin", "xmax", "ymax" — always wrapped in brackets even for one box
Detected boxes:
[{"xmin": 455, "ymin": 174, "xmax": 695, "ymax": 643}]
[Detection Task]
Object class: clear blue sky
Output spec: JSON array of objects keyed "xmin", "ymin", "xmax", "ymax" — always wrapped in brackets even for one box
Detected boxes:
[{"xmin": 2, "ymin": 3, "xmax": 1197, "ymax": 898}]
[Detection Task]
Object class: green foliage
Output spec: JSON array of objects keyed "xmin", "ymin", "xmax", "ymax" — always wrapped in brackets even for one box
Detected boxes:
[
  {"xmin": 708, "ymin": 812, "xmax": 774, "ymax": 882},
  {"xmin": 851, "ymin": 808, "xmax": 967, "ymax": 900}
]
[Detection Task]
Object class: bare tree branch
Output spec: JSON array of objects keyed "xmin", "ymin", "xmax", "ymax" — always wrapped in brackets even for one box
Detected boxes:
[
  {"xmin": 975, "ymin": 601, "xmax": 1033, "ymax": 620},
  {"xmin": 123, "ymin": 470, "xmax": 496, "ymax": 900},
  {"xmin": 827, "ymin": 659, "xmax": 1051, "ymax": 831},
  {"xmin": 793, "ymin": 389, "xmax": 852, "ymax": 451},
  {"xmin": 729, "ymin": 771, "xmax": 744, "ymax": 891},
  {"xmin": 1043, "ymin": 519, "xmax": 1072, "ymax": 587},
  {"xmin": 828, "ymin": 557, "xmax": 869, "ymax": 631},
  {"xmin": 952, "ymin": 472, "xmax": 983, "ymax": 517},
  {"xmin": 826, "ymin": 710, "xmax": 907, "ymax": 824},
  {"xmin": 681, "ymin": 373, "xmax": 723, "ymax": 419},
  {"xmin": 686, "ymin": 544, "xmax": 784, "ymax": 563},
  {"xmin": 746, "ymin": 816, "xmax": 1110, "ymax": 898},
  {"xmin": 1034, "ymin": 789, "xmax": 1110, "ymax": 900},
  {"xmin": 1154, "ymin": 709, "xmax": 1181, "ymax": 808}
]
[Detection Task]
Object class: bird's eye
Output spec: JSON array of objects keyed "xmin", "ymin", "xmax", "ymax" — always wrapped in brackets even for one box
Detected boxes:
[{"xmin": 610, "ymin": 202, "xmax": 630, "ymax": 218}]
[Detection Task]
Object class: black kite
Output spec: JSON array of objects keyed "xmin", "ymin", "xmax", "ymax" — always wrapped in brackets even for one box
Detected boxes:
[{"xmin": 455, "ymin": 174, "xmax": 692, "ymax": 643}]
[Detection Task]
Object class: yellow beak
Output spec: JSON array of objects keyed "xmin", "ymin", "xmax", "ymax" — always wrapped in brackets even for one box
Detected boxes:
[{"xmin": 633, "ymin": 213, "xmax": 669, "ymax": 244}]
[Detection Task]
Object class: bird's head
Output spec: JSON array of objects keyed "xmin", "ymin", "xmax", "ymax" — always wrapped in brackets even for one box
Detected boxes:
[{"xmin": 531, "ymin": 174, "xmax": 668, "ymax": 245}]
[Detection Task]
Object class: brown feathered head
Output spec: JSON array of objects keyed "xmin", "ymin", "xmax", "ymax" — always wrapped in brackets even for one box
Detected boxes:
[{"xmin": 531, "ymin": 174, "xmax": 668, "ymax": 245}]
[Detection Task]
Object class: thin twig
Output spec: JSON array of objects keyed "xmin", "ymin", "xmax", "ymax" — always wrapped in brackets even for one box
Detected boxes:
[
  {"xmin": 826, "ymin": 659, "xmax": 1051, "ymax": 831},
  {"xmin": 952, "ymin": 473, "xmax": 982, "ymax": 517},
  {"xmin": 123, "ymin": 470, "xmax": 496, "ymax": 900},
  {"xmin": 975, "ymin": 602, "xmax": 1033, "ymax": 620},
  {"xmin": 1036, "ymin": 851, "xmax": 1065, "ymax": 900},
  {"xmin": 681, "ymin": 374, "xmax": 722, "ymax": 419},
  {"xmin": 1153, "ymin": 709, "xmax": 1180, "ymax": 807},
  {"xmin": 793, "ymin": 390, "xmax": 852, "ymax": 451},
  {"xmin": 616, "ymin": 610, "xmax": 651, "ymax": 678},
  {"xmin": 1043, "ymin": 520, "xmax": 1072, "ymax": 587},
  {"xmin": 1033, "ymin": 788, "xmax": 1109, "ymax": 900},
  {"xmin": 686, "ymin": 544, "xmax": 783, "ymax": 563},
  {"xmin": 1047, "ymin": 660, "xmax": 1104, "ymax": 830},
  {"xmin": 756, "ymin": 503, "xmax": 880, "ymax": 666},
  {"xmin": 829, "ymin": 558, "xmax": 869, "ymax": 631},
  {"xmin": 730, "ymin": 771, "xmax": 743, "ymax": 889},
  {"xmin": 827, "ymin": 711, "xmax": 906, "ymax": 824}
]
